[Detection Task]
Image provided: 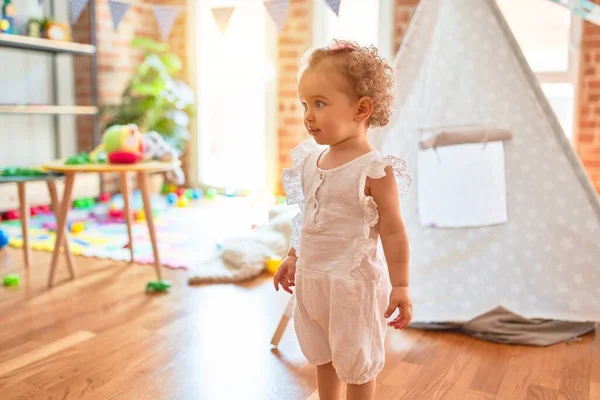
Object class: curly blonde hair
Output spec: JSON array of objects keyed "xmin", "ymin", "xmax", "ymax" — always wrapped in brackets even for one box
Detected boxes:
[{"xmin": 298, "ymin": 39, "xmax": 394, "ymax": 127}]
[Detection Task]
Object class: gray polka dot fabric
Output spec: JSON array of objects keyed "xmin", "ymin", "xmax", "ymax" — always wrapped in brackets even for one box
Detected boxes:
[{"xmin": 372, "ymin": 0, "xmax": 600, "ymax": 323}]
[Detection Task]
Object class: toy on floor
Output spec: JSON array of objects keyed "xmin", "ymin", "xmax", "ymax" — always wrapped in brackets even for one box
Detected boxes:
[
  {"xmin": 0, "ymin": 229, "xmax": 8, "ymax": 249},
  {"xmin": 206, "ymin": 188, "xmax": 218, "ymax": 200},
  {"xmin": 146, "ymin": 280, "xmax": 171, "ymax": 293},
  {"xmin": 5, "ymin": 210, "xmax": 19, "ymax": 220},
  {"xmin": 2, "ymin": 273, "xmax": 19, "ymax": 287}
]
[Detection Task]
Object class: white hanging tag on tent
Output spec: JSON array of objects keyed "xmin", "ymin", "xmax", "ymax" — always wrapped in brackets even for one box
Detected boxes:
[
  {"xmin": 211, "ymin": 7, "xmax": 235, "ymax": 35},
  {"xmin": 70, "ymin": 0, "xmax": 90, "ymax": 24},
  {"xmin": 263, "ymin": 0, "xmax": 289, "ymax": 32},
  {"xmin": 324, "ymin": 0, "xmax": 341, "ymax": 16},
  {"xmin": 152, "ymin": 5, "xmax": 182, "ymax": 42},
  {"xmin": 417, "ymin": 141, "xmax": 508, "ymax": 228},
  {"xmin": 108, "ymin": 0, "xmax": 131, "ymax": 31}
]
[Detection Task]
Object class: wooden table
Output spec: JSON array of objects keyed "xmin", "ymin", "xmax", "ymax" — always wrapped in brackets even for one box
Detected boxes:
[
  {"xmin": 42, "ymin": 160, "xmax": 181, "ymax": 288},
  {"xmin": 0, "ymin": 174, "xmax": 71, "ymax": 271}
]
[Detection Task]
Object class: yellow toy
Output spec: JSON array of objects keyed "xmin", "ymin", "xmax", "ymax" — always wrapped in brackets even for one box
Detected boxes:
[
  {"xmin": 70, "ymin": 221, "xmax": 85, "ymax": 234},
  {"xmin": 266, "ymin": 257, "xmax": 282, "ymax": 275},
  {"xmin": 134, "ymin": 210, "xmax": 146, "ymax": 221},
  {"xmin": 177, "ymin": 196, "xmax": 189, "ymax": 208}
]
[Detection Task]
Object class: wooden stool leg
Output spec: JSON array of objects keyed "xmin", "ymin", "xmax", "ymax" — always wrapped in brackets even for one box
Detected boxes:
[
  {"xmin": 119, "ymin": 172, "xmax": 134, "ymax": 263},
  {"xmin": 17, "ymin": 182, "xmax": 31, "ymax": 269},
  {"xmin": 271, "ymin": 295, "xmax": 295, "ymax": 347},
  {"xmin": 137, "ymin": 172, "xmax": 162, "ymax": 281},
  {"xmin": 46, "ymin": 180, "xmax": 75, "ymax": 279},
  {"xmin": 49, "ymin": 173, "xmax": 76, "ymax": 288}
]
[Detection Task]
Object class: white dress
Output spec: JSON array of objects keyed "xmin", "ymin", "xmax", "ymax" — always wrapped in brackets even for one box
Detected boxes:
[{"xmin": 282, "ymin": 140, "xmax": 411, "ymax": 384}]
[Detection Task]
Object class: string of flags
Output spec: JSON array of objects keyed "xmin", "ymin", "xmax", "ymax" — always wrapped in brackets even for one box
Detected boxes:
[
  {"xmin": 68, "ymin": 0, "xmax": 183, "ymax": 41},
  {"xmin": 61, "ymin": 0, "xmax": 348, "ymax": 42},
  {"xmin": 546, "ymin": 0, "xmax": 600, "ymax": 25}
]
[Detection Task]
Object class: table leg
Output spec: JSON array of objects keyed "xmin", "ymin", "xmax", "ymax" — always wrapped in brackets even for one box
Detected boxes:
[
  {"xmin": 46, "ymin": 180, "xmax": 75, "ymax": 279},
  {"xmin": 137, "ymin": 172, "xmax": 162, "ymax": 281},
  {"xmin": 119, "ymin": 172, "xmax": 134, "ymax": 263},
  {"xmin": 17, "ymin": 182, "xmax": 31, "ymax": 269},
  {"xmin": 48, "ymin": 173, "xmax": 76, "ymax": 288}
]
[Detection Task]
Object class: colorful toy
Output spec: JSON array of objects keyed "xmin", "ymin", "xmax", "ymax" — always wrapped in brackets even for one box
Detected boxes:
[
  {"xmin": 184, "ymin": 188, "xmax": 194, "ymax": 199},
  {"xmin": 176, "ymin": 187, "xmax": 186, "ymax": 197},
  {"xmin": 177, "ymin": 196, "xmax": 189, "ymax": 208},
  {"xmin": 0, "ymin": 229, "xmax": 8, "ymax": 249},
  {"xmin": 27, "ymin": 18, "xmax": 42, "ymax": 37},
  {"xmin": 70, "ymin": 221, "xmax": 86, "ymax": 234},
  {"xmin": 2, "ymin": 274, "xmax": 19, "ymax": 287},
  {"xmin": 5, "ymin": 210, "xmax": 19, "ymax": 220},
  {"xmin": 167, "ymin": 183, "xmax": 177, "ymax": 193},
  {"xmin": 266, "ymin": 257, "xmax": 282, "ymax": 275},
  {"xmin": 44, "ymin": 21, "xmax": 70, "ymax": 41},
  {"xmin": 192, "ymin": 189, "xmax": 203, "ymax": 200},
  {"xmin": 142, "ymin": 132, "xmax": 185, "ymax": 185},
  {"xmin": 225, "ymin": 188, "xmax": 236, "ymax": 197},
  {"xmin": 206, "ymin": 188, "xmax": 218, "ymax": 200},
  {"xmin": 1, "ymin": 0, "xmax": 16, "ymax": 35},
  {"xmin": 166, "ymin": 193, "xmax": 178, "ymax": 205},
  {"xmin": 0, "ymin": 166, "xmax": 46, "ymax": 177},
  {"xmin": 146, "ymin": 280, "xmax": 171, "ymax": 293},
  {"xmin": 99, "ymin": 192, "xmax": 111, "ymax": 202},
  {"xmin": 102, "ymin": 124, "xmax": 146, "ymax": 164},
  {"xmin": 134, "ymin": 210, "xmax": 145, "ymax": 221}
]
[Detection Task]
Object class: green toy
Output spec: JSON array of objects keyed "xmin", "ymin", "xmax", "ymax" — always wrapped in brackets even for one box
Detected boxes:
[
  {"xmin": 3, "ymin": 274, "xmax": 19, "ymax": 287},
  {"xmin": 145, "ymin": 280, "xmax": 171, "ymax": 293},
  {"xmin": 0, "ymin": 167, "xmax": 46, "ymax": 177},
  {"xmin": 206, "ymin": 188, "xmax": 218, "ymax": 200}
]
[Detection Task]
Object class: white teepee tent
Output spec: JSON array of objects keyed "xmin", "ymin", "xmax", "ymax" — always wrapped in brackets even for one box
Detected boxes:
[{"xmin": 373, "ymin": 0, "xmax": 600, "ymax": 328}]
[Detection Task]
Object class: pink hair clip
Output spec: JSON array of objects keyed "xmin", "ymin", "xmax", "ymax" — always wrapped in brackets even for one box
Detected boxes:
[{"xmin": 328, "ymin": 41, "xmax": 354, "ymax": 52}]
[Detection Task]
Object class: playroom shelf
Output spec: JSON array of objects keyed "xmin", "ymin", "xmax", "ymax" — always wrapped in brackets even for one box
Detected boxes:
[
  {"xmin": 0, "ymin": 105, "xmax": 98, "ymax": 115},
  {"xmin": 0, "ymin": 33, "xmax": 96, "ymax": 55}
]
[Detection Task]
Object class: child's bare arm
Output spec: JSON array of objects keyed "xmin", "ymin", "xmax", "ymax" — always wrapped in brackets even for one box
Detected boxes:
[
  {"xmin": 367, "ymin": 166, "xmax": 410, "ymax": 287},
  {"xmin": 367, "ymin": 166, "xmax": 412, "ymax": 329}
]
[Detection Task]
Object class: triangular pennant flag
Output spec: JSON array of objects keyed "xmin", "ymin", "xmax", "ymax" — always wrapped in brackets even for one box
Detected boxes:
[
  {"xmin": 152, "ymin": 5, "xmax": 182, "ymax": 42},
  {"xmin": 324, "ymin": 0, "xmax": 341, "ymax": 15},
  {"xmin": 70, "ymin": 0, "xmax": 90, "ymax": 24},
  {"xmin": 211, "ymin": 7, "xmax": 235, "ymax": 35},
  {"xmin": 108, "ymin": 0, "xmax": 131, "ymax": 31},
  {"xmin": 263, "ymin": 0, "xmax": 289, "ymax": 32}
]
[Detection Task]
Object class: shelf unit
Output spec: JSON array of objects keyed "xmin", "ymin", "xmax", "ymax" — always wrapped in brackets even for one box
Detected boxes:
[{"xmin": 0, "ymin": 0, "xmax": 99, "ymax": 157}]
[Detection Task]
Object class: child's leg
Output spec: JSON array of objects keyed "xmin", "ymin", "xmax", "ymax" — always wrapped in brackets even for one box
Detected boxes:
[
  {"xmin": 346, "ymin": 378, "xmax": 376, "ymax": 400},
  {"xmin": 316, "ymin": 362, "xmax": 343, "ymax": 400}
]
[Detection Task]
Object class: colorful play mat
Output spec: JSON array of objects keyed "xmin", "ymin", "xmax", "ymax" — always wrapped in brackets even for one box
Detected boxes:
[{"xmin": 0, "ymin": 195, "xmax": 265, "ymax": 270}]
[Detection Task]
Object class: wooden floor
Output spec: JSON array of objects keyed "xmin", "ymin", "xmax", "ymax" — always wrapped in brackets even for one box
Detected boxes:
[{"xmin": 0, "ymin": 248, "xmax": 598, "ymax": 400}]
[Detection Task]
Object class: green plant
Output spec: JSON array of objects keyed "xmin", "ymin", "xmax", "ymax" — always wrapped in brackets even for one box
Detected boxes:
[{"xmin": 102, "ymin": 37, "xmax": 195, "ymax": 155}]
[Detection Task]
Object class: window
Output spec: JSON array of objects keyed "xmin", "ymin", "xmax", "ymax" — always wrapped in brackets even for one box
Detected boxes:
[
  {"xmin": 193, "ymin": 0, "xmax": 277, "ymax": 191},
  {"xmin": 498, "ymin": 0, "xmax": 577, "ymax": 140},
  {"xmin": 312, "ymin": 0, "xmax": 391, "ymax": 60}
]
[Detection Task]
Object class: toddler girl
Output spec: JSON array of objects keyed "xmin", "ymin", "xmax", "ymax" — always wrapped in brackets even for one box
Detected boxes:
[{"xmin": 273, "ymin": 39, "xmax": 412, "ymax": 400}]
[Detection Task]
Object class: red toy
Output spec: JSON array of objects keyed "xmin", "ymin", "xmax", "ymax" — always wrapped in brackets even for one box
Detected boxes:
[
  {"xmin": 99, "ymin": 192, "xmax": 111, "ymax": 202},
  {"xmin": 6, "ymin": 210, "xmax": 19, "ymax": 220},
  {"xmin": 176, "ymin": 187, "xmax": 186, "ymax": 197},
  {"xmin": 30, "ymin": 207, "xmax": 39, "ymax": 216}
]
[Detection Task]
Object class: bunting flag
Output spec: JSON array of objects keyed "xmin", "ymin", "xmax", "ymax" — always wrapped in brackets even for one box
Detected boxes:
[
  {"xmin": 108, "ymin": 0, "xmax": 131, "ymax": 31},
  {"xmin": 152, "ymin": 5, "xmax": 182, "ymax": 42},
  {"xmin": 324, "ymin": 0, "xmax": 341, "ymax": 16},
  {"xmin": 211, "ymin": 7, "xmax": 235, "ymax": 35},
  {"xmin": 70, "ymin": 0, "xmax": 90, "ymax": 24},
  {"xmin": 263, "ymin": 0, "xmax": 289, "ymax": 32}
]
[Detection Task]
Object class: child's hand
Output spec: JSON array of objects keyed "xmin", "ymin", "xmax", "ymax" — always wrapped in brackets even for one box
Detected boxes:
[
  {"xmin": 385, "ymin": 286, "xmax": 413, "ymax": 330},
  {"xmin": 273, "ymin": 256, "xmax": 297, "ymax": 294}
]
